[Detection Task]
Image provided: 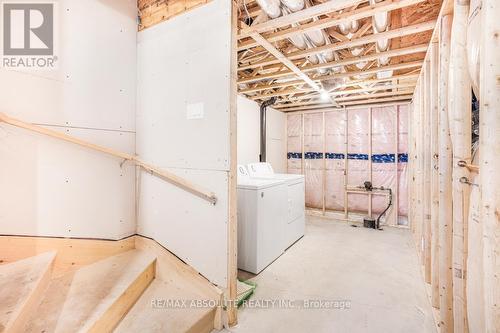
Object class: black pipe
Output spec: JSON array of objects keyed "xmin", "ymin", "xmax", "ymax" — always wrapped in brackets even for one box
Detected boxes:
[
  {"xmin": 259, "ymin": 97, "xmax": 277, "ymax": 162},
  {"xmin": 376, "ymin": 187, "xmax": 392, "ymax": 229},
  {"xmin": 357, "ymin": 182, "xmax": 393, "ymax": 229}
]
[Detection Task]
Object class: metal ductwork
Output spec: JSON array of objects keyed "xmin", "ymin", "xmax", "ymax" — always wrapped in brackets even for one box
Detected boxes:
[{"xmin": 260, "ymin": 97, "xmax": 277, "ymax": 162}]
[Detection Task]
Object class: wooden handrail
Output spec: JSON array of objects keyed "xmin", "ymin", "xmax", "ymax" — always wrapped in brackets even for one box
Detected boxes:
[{"xmin": 0, "ymin": 113, "xmax": 218, "ymax": 205}]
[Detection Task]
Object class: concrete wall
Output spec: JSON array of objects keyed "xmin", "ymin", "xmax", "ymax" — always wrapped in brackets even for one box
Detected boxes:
[
  {"xmin": 136, "ymin": 0, "xmax": 233, "ymax": 287},
  {"xmin": 237, "ymin": 95, "xmax": 286, "ymax": 172},
  {"xmin": 0, "ymin": 0, "xmax": 137, "ymax": 239}
]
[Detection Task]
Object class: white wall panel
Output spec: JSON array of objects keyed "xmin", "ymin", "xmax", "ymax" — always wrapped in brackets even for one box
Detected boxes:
[
  {"xmin": 137, "ymin": 168, "xmax": 228, "ymax": 286},
  {"xmin": 236, "ymin": 96, "xmax": 287, "ymax": 172},
  {"xmin": 136, "ymin": 0, "xmax": 232, "ymax": 287},
  {"xmin": 0, "ymin": 0, "xmax": 137, "ymax": 239},
  {"xmin": 137, "ymin": 0, "xmax": 232, "ymax": 171},
  {"xmin": 0, "ymin": 0, "xmax": 137, "ymax": 131},
  {"xmin": 267, "ymin": 107, "xmax": 287, "ymax": 173},
  {"xmin": 0, "ymin": 126, "xmax": 136, "ymax": 239},
  {"xmin": 237, "ymin": 95, "xmax": 260, "ymax": 166}
]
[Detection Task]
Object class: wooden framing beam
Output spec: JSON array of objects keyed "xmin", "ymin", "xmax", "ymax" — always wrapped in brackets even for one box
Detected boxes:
[
  {"xmin": 429, "ymin": 39, "xmax": 440, "ymax": 309},
  {"xmin": 448, "ymin": 1, "xmax": 472, "ymax": 330},
  {"xmin": 227, "ymin": 1, "xmax": 238, "ymax": 326},
  {"xmin": 423, "ymin": 58, "xmax": 432, "ymax": 284},
  {"xmin": 239, "ymin": 73, "xmax": 420, "ymax": 94},
  {"xmin": 238, "ymin": 0, "xmax": 366, "ymax": 38},
  {"xmin": 337, "ymin": 94, "xmax": 412, "ymax": 106},
  {"xmin": 239, "ymin": 60, "xmax": 424, "ymax": 85},
  {"xmin": 238, "ymin": 0, "xmax": 428, "ymax": 50},
  {"xmin": 277, "ymin": 94, "xmax": 412, "ymax": 111},
  {"xmin": 257, "ymin": 82, "xmax": 416, "ymax": 101},
  {"xmin": 241, "ymin": 43, "xmax": 428, "ymax": 83},
  {"xmin": 238, "ymin": 20, "xmax": 435, "ymax": 70},
  {"xmin": 437, "ymin": 14, "xmax": 454, "ymax": 333},
  {"xmin": 479, "ymin": 1, "xmax": 500, "ymax": 332},
  {"xmin": 240, "ymin": 22, "xmax": 335, "ymax": 105}
]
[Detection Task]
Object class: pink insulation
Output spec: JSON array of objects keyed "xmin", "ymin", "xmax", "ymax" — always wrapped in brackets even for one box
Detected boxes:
[
  {"xmin": 347, "ymin": 108, "xmax": 370, "ymax": 213},
  {"xmin": 286, "ymin": 103, "xmax": 409, "ymax": 219},
  {"xmin": 325, "ymin": 111, "xmax": 346, "ymax": 210},
  {"xmin": 303, "ymin": 113, "xmax": 323, "ymax": 209},
  {"xmin": 371, "ymin": 106, "xmax": 396, "ymax": 214}
]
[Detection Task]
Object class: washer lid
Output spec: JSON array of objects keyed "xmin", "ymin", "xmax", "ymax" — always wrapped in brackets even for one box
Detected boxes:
[{"xmin": 237, "ymin": 178, "xmax": 285, "ymax": 190}]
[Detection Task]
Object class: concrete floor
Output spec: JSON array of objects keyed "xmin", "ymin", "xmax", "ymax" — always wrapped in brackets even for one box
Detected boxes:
[{"xmin": 225, "ymin": 216, "xmax": 437, "ymax": 333}]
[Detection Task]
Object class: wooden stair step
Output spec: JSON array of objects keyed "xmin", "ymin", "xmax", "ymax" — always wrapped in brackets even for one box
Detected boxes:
[
  {"xmin": 0, "ymin": 251, "xmax": 56, "ymax": 333},
  {"xmin": 115, "ymin": 278, "xmax": 218, "ymax": 333},
  {"xmin": 24, "ymin": 249, "xmax": 156, "ymax": 333}
]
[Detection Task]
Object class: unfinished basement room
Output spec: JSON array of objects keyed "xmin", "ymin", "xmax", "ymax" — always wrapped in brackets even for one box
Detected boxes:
[{"xmin": 0, "ymin": 0, "xmax": 498, "ymax": 332}]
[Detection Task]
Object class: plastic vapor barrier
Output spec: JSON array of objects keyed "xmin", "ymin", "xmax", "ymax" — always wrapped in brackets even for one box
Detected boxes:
[{"xmin": 286, "ymin": 103, "xmax": 409, "ymax": 223}]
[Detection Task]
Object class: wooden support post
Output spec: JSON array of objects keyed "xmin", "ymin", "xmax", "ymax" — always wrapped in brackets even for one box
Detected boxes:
[
  {"xmin": 438, "ymin": 14, "xmax": 454, "ymax": 333},
  {"xmin": 368, "ymin": 107, "xmax": 373, "ymax": 218},
  {"xmin": 479, "ymin": 0, "xmax": 500, "ymax": 331},
  {"xmin": 322, "ymin": 111, "xmax": 326, "ymax": 215},
  {"xmin": 449, "ymin": 1, "xmax": 472, "ymax": 331},
  {"xmin": 418, "ymin": 75, "xmax": 425, "ymax": 265},
  {"xmin": 429, "ymin": 40, "xmax": 440, "ymax": 309},
  {"xmin": 301, "ymin": 114, "xmax": 305, "ymax": 175},
  {"xmin": 227, "ymin": 2, "xmax": 238, "ymax": 326},
  {"xmin": 423, "ymin": 59, "xmax": 432, "ymax": 283},
  {"xmin": 410, "ymin": 87, "xmax": 419, "ymax": 236},
  {"xmin": 393, "ymin": 105, "xmax": 399, "ymax": 226},
  {"xmin": 344, "ymin": 107, "xmax": 349, "ymax": 219}
]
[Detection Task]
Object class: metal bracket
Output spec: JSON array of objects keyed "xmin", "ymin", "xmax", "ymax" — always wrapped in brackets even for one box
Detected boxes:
[{"xmin": 459, "ymin": 176, "xmax": 479, "ymax": 187}]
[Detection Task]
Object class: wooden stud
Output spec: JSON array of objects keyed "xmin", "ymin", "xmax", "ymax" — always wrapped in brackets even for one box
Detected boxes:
[
  {"xmin": 344, "ymin": 107, "xmax": 349, "ymax": 219},
  {"xmin": 301, "ymin": 114, "xmax": 305, "ymax": 175},
  {"xmin": 368, "ymin": 107, "xmax": 373, "ymax": 218},
  {"xmin": 423, "ymin": 58, "xmax": 432, "ymax": 284},
  {"xmin": 448, "ymin": 1, "xmax": 472, "ymax": 330},
  {"xmin": 479, "ymin": 0, "xmax": 500, "ymax": 331},
  {"xmin": 393, "ymin": 105, "xmax": 399, "ymax": 226},
  {"xmin": 226, "ymin": 1, "xmax": 238, "ymax": 326},
  {"xmin": 437, "ymin": 14, "xmax": 454, "ymax": 332},
  {"xmin": 322, "ymin": 111, "xmax": 326, "ymax": 215},
  {"xmin": 418, "ymin": 75, "xmax": 425, "ymax": 263},
  {"xmin": 429, "ymin": 40, "xmax": 440, "ymax": 309}
]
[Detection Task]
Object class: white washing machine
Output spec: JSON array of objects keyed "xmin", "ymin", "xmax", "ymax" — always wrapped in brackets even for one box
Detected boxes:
[
  {"xmin": 247, "ymin": 162, "xmax": 305, "ymax": 249},
  {"xmin": 237, "ymin": 165, "xmax": 287, "ymax": 274}
]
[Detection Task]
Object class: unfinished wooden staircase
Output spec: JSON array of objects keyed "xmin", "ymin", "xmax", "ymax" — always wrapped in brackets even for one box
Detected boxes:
[{"xmin": 0, "ymin": 236, "xmax": 223, "ymax": 333}]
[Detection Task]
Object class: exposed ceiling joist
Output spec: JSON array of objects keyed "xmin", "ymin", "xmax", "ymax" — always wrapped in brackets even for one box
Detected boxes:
[
  {"xmin": 238, "ymin": 0, "xmax": 366, "ymax": 38},
  {"xmin": 239, "ymin": 60, "xmax": 423, "ymax": 85},
  {"xmin": 239, "ymin": 20, "xmax": 435, "ymax": 70},
  {"xmin": 241, "ymin": 22, "xmax": 332, "ymax": 106},
  {"xmin": 252, "ymin": 82, "xmax": 416, "ymax": 100},
  {"xmin": 240, "ymin": 43, "xmax": 428, "ymax": 83},
  {"xmin": 239, "ymin": 73, "xmax": 420, "ymax": 94},
  {"xmin": 238, "ymin": 0, "xmax": 427, "ymax": 50}
]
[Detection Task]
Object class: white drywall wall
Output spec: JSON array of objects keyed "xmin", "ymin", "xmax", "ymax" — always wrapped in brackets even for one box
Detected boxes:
[
  {"xmin": 0, "ymin": 0, "xmax": 137, "ymax": 240},
  {"xmin": 237, "ymin": 95, "xmax": 260, "ymax": 166},
  {"xmin": 136, "ymin": 0, "xmax": 232, "ymax": 287},
  {"xmin": 266, "ymin": 105, "xmax": 287, "ymax": 173},
  {"xmin": 237, "ymin": 95, "xmax": 287, "ymax": 172}
]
